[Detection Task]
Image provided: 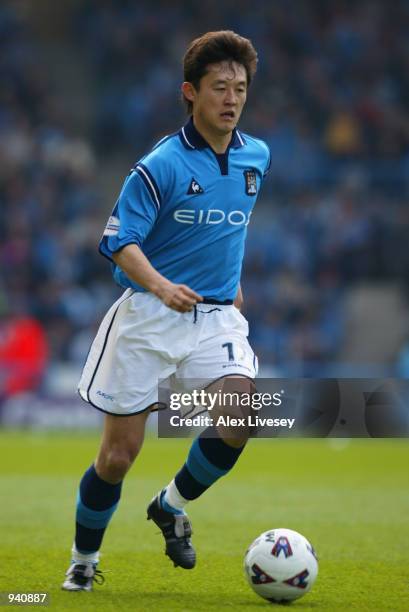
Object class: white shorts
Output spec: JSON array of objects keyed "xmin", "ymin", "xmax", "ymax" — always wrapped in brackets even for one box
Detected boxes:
[{"xmin": 78, "ymin": 289, "xmax": 258, "ymax": 415}]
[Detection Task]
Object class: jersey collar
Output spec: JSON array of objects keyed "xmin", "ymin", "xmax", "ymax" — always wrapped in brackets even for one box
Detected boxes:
[{"xmin": 179, "ymin": 116, "xmax": 246, "ymax": 151}]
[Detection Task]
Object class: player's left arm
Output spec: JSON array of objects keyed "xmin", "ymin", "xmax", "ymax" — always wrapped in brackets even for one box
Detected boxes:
[{"xmin": 234, "ymin": 283, "xmax": 243, "ymax": 310}]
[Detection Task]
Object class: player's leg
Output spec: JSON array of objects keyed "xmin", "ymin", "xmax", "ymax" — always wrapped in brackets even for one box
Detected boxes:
[
  {"xmin": 148, "ymin": 304, "xmax": 256, "ymax": 568},
  {"xmin": 63, "ymin": 291, "xmax": 189, "ymax": 586},
  {"xmin": 62, "ymin": 410, "xmax": 150, "ymax": 591},
  {"xmin": 156, "ymin": 375, "xmax": 253, "ymax": 512},
  {"xmin": 148, "ymin": 376, "xmax": 252, "ymax": 569}
]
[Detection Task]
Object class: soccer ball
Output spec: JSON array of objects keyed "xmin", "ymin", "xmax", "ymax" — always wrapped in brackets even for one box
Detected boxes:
[{"xmin": 244, "ymin": 528, "xmax": 318, "ymax": 603}]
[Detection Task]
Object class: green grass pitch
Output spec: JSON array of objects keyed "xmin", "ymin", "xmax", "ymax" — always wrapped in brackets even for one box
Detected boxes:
[{"xmin": 0, "ymin": 431, "xmax": 408, "ymax": 611}]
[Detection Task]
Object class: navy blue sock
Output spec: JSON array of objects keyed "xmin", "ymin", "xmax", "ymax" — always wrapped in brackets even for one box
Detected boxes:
[
  {"xmin": 174, "ymin": 428, "xmax": 246, "ymax": 501},
  {"xmin": 75, "ymin": 465, "xmax": 122, "ymax": 554}
]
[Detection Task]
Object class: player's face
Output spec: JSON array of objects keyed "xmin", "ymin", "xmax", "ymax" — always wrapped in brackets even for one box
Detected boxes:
[{"xmin": 186, "ymin": 61, "xmax": 248, "ymax": 136}]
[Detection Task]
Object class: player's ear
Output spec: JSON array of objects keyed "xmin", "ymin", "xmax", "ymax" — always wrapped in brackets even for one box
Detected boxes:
[{"xmin": 181, "ymin": 82, "xmax": 196, "ymax": 103}]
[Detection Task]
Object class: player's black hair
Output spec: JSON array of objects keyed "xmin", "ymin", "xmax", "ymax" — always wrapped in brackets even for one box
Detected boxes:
[{"xmin": 182, "ymin": 30, "xmax": 258, "ymax": 114}]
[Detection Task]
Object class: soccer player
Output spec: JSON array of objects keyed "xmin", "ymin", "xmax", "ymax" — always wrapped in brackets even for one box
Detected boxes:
[{"xmin": 62, "ymin": 30, "xmax": 270, "ymax": 591}]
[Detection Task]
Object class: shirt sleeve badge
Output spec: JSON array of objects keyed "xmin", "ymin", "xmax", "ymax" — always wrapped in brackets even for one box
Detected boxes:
[{"xmin": 244, "ymin": 169, "xmax": 257, "ymax": 196}]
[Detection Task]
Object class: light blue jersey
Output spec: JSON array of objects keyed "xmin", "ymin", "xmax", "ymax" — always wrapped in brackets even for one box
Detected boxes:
[{"xmin": 100, "ymin": 118, "xmax": 270, "ymax": 302}]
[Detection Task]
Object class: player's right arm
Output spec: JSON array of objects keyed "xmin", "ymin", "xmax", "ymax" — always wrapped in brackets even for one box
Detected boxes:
[
  {"xmin": 100, "ymin": 160, "xmax": 202, "ymax": 312},
  {"xmin": 112, "ymin": 244, "xmax": 202, "ymax": 313}
]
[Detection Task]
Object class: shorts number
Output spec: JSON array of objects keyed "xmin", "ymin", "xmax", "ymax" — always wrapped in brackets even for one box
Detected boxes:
[{"xmin": 222, "ymin": 342, "xmax": 235, "ymax": 361}]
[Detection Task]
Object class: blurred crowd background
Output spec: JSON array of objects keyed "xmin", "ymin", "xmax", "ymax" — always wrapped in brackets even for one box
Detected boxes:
[{"xmin": 1, "ymin": 0, "xmax": 409, "ymax": 408}]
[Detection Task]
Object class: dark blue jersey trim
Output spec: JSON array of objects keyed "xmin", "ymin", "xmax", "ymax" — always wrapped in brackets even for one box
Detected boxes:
[
  {"xmin": 179, "ymin": 117, "xmax": 247, "ymax": 175},
  {"xmin": 138, "ymin": 162, "xmax": 161, "ymax": 202},
  {"xmin": 214, "ymin": 152, "xmax": 229, "ymax": 176},
  {"xmin": 134, "ymin": 164, "xmax": 161, "ymax": 211},
  {"xmin": 180, "ymin": 117, "xmax": 246, "ymax": 151}
]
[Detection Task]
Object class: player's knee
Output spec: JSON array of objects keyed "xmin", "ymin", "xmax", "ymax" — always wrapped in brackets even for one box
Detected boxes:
[
  {"xmin": 108, "ymin": 450, "xmax": 133, "ymax": 476},
  {"xmin": 97, "ymin": 446, "xmax": 137, "ymax": 481},
  {"xmin": 219, "ymin": 432, "xmax": 249, "ymax": 449}
]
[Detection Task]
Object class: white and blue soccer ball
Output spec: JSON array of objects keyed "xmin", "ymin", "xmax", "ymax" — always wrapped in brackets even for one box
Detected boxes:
[{"xmin": 244, "ymin": 528, "xmax": 318, "ymax": 603}]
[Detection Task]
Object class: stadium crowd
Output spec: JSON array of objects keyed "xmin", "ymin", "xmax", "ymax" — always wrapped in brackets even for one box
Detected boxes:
[
  {"xmin": 77, "ymin": 0, "xmax": 409, "ymax": 191},
  {"xmin": 0, "ymin": 4, "xmax": 116, "ymax": 393},
  {"xmin": 1, "ymin": 1, "xmax": 409, "ymax": 395}
]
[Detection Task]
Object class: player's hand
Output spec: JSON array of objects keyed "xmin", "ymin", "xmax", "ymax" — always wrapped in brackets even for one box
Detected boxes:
[{"xmin": 155, "ymin": 281, "xmax": 203, "ymax": 312}]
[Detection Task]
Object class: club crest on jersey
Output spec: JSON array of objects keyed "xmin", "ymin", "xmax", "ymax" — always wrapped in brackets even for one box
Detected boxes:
[
  {"xmin": 244, "ymin": 169, "xmax": 257, "ymax": 195},
  {"xmin": 187, "ymin": 178, "xmax": 204, "ymax": 195},
  {"xmin": 271, "ymin": 536, "xmax": 293, "ymax": 558}
]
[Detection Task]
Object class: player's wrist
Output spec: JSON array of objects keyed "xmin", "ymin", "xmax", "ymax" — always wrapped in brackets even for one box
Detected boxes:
[{"xmin": 151, "ymin": 278, "xmax": 173, "ymax": 301}]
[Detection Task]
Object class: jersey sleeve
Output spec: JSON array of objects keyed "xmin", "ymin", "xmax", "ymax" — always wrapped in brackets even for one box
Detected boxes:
[{"xmin": 99, "ymin": 164, "xmax": 162, "ymax": 261}]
